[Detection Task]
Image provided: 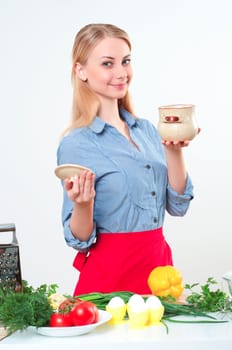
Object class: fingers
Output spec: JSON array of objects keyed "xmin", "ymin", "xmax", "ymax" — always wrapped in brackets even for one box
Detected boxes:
[
  {"xmin": 161, "ymin": 128, "xmax": 201, "ymax": 147},
  {"xmin": 83, "ymin": 171, "xmax": 96, "ymax": 197},
  {"xmin": 64, "ymin": 178, "xmax": 74, "ymax": 191},
  {"xmin": 162, "ymin": 140, "xmax": 189, "ymax": 148},
  {"xmin": 65, "ymin": 170, "xmax": 95, "ymax": 203}
]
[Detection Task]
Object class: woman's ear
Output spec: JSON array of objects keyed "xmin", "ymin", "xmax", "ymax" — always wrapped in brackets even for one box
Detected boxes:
[{"xmin": 75, "ymin": 63, "xmax": 87, "ymax": 82}]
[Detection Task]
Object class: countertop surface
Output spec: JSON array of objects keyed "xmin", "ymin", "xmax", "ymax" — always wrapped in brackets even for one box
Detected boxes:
[{"xmin": 1, "ymin": 315, "xmax": 232, "ymax": 350}]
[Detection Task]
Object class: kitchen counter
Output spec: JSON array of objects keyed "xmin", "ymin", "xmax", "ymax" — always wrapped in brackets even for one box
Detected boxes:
[{"xmin": 1, "ymin": 316, "xmax": 232, "ymax": 350}]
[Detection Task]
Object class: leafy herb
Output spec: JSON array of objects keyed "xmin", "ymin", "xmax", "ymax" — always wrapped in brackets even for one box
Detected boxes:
[
  {"xmin": 185, "ymin": 277, "xmax": 230, "ymax": 312},
  {"xmin": 0, "ymin": 280, "xmax": 58, "ymax": 334}
]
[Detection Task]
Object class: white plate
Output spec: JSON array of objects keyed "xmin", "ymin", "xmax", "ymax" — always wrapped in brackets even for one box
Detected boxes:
[
  {"xmin": 54, "ymin": 163, "xmax": 94, "ymax": 180},
  {"xmin": 32, "ymin": 310, "xmax": 111, "ymax": 337}
]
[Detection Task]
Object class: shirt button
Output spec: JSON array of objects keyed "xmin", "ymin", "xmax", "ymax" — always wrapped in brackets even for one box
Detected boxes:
[
  {"xmin": 153, "ymin": 217, "xmax": 158, "ymax": 223},
  {"xmin": 151, "ymin": 191, "xmax": 156, "ymax": 196},
  {"xmin": 145, "ymin": 164, "xmax": 151, "ymax": 169}
]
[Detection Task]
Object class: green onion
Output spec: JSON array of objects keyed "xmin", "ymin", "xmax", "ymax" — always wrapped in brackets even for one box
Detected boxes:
[
  {"xmin": 77, "ymin": 291, "xmax": 134, "ymax": 310},
  {"xmin": 77, "ymin": 291, "xmax": 228, "ymax": 324}
]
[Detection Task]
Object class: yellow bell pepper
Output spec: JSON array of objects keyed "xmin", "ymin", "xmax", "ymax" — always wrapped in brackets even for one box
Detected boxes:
[{"xmin": 147, "ymin": 265, "xmax": 184, "ymax": 298}]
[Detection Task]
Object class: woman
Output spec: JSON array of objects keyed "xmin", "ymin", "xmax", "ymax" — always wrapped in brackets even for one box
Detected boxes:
[{"xmin": 57, "ymin": 23, "xmax": 194, "ymax": 295}]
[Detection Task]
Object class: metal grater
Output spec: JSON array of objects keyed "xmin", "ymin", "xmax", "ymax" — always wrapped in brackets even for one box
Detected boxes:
[{"xmin": 0, "ymin": 223, "xmax": 22, "ymax": 291}]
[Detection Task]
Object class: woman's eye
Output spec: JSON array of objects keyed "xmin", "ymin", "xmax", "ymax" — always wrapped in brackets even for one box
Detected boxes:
[
  {"xmin": 122, "ymin": 58, "xmax": 131, "ymax": 65},
  {"xmin": 102, "ymin": 61, "xmax": 113, "ymax": 67}
]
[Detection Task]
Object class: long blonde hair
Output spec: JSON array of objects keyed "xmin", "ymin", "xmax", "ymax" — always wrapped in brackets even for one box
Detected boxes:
[{"xmin": 66, "ymin": 23, "xmax": 135, "ymax": 133}]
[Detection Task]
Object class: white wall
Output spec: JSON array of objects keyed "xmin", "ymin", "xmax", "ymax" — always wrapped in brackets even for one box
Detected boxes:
[{"xmin": 0, "ymin": 0, "xmax": 231, "ymax": 294}]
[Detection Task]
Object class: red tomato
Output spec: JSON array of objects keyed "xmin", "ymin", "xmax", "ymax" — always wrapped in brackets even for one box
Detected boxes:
[
  {"xmin": 49, "ymin": 313, "xmax": 72, "ymax": 327},
  {"xmin": 70, "ymin": 301, "xmax": 99, "ymax": 326},
  {"xmin": 58, "ymin": 297, "xmax": 81, "ymax": 313}
]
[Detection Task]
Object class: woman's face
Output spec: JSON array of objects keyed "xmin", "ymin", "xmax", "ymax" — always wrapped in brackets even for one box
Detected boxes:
[{"xmin": 76, "ymin": 37, "xmax": 133, "ymax": 103}]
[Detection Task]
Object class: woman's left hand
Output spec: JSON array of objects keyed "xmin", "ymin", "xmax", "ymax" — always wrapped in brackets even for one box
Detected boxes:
[
  {"xmin": 162, "ymin": 128, "xmax": 201, "ymax": 148},
  {"xmin": 162, "ymin": 140, "xmax": 189, "ymax": 148}
]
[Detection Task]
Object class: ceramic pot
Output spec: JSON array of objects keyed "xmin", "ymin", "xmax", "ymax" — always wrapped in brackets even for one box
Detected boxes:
[{"xmin": 157, "ymin": 104, "xmax": 198, "ymax": 141}]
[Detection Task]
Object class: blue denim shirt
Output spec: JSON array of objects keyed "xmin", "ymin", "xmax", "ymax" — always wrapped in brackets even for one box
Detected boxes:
[{"xmin": 57, "ymin": 109, "xmax": 194, "ymax": 251}]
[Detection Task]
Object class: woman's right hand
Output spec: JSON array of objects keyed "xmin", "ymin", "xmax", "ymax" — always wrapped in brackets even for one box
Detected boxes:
[{"xmin": 64, "ymin": 170, "xmax": 96, "ymax": 206}]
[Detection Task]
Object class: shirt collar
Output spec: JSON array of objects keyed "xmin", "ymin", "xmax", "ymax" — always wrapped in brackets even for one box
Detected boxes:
[{"xmin": 89, "ymin": 109, "xmax": 137, "ymax": 134}]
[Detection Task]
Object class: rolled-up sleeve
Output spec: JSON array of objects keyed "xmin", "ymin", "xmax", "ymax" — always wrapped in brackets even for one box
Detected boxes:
[
  {"xmin": 63, "ymin": 216, "xmax": 97, "ymax": 251},
  {"xmin": 57, "ymin": 132, "xmax": 98, "ymax": 252},
  {"xmin": 166, "ymin": 174, "xmax": 194, "ymax": 216}
]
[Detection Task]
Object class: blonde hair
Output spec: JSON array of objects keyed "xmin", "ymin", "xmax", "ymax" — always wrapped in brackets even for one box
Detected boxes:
[{"xmin": 66, "ymin": 23, "xmax": 135, "ymax": 133}]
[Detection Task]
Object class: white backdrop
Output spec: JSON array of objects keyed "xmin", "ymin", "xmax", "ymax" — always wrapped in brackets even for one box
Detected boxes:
[{"xmin": 0, "ymin": 0, "xmax": 231, "ymax": 294}]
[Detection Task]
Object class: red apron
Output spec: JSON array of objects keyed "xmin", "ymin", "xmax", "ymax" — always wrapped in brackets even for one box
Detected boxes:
[{"xmin": 73, "ymin": 227, "xmax": 173, "ymax": 296}]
